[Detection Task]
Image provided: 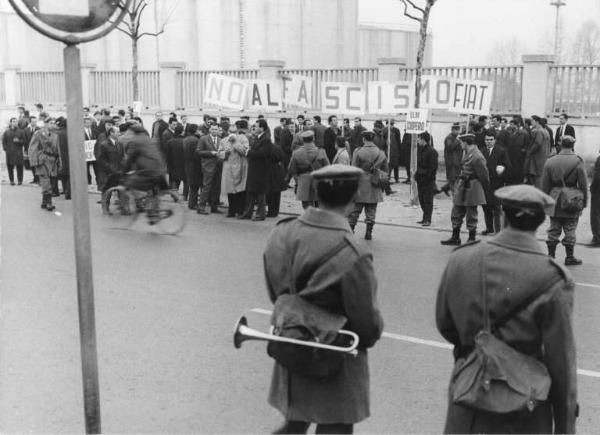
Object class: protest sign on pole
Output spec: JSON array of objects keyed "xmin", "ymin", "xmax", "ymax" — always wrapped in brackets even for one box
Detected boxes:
[
  {"xmin": 84, "ymin": 140, "xmax": 96, "ymax": 162},
  {"xmin": 405, "ymin": 108, "xmax": 429, "ymax": 133},
  {"xmin": 447, "ymin": 79, "xmax": 494, "ymax": 115},
  {"xmin": 367, "ymin": 81, "xmax": 413, "ymax": 114},
  {"xmin": 320, "ymin": 82, "xmax": 366, "ymax": 115},
  {"xmin": 204, "ymin": 73, "xmax": 248, "ymax": 110},
  {"xmin": 282, "ymin": 74, "xmax": 313, "ymax": 109}
]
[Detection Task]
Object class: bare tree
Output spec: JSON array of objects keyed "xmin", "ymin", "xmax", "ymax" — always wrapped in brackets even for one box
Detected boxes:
[
  {"xmin": 111, "ymin": 0, "xmax": 179, "ymax": 101},
  {"xmin": 486, "ymin": 37, "xmax": 523, "ymax": 65},
  {"xmin": 570, "ymin": 20, "xmax": 600, "ymax": 64},
  {"xmin": 398, "ymin": 0, "xmax": 437, "ymax": 205}
]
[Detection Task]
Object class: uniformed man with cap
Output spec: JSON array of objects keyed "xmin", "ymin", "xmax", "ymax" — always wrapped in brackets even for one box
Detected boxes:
[
  {"xmin": 264, "ymin": 164, "xmax": 384, "ymax": 435},
  {"xmin": 436, "ymin": 184, "xmax": 578, "ymax": 434},
  {"xmin": 287, "ymin": 129, "xmax": 330, "ymax": 209},
  {"xmin": 348, "ymin": 130, "xmax": 389, "ymax": 240},
  {"xmin": 441, "ymin": 133, "xmax": 490, "ymax": 245},
  {"xmin": 541, "ymin": 135, "xmax": 588, "ymax": 265}
]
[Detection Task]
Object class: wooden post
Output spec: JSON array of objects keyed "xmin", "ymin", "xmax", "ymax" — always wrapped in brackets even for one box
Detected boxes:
[
  {"xmin": 409, "ymin": 133, "xmax": 418, "ymax": 206},
  {"xmin": 63, "ymin": 44, "xmax": 102, "ymax": 435}
]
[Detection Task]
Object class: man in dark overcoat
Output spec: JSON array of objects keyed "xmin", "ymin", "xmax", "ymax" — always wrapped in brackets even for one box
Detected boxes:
[
  {"xmin": 590, "ymin": 148, "xmax": 600, "ymax": 247},
  {"xmin": 264, "ymin": 164, "xmax": 384, "ymax": 435},
  {"xmin": 441, "ymin": 134, "xmax": 489, "ymax": 245},
  {"xmin": 323, "ymin": 115, "xmax": 340, "ymax": 163},
  {"xmin": 348, "ymin": 117, "xmax": 365, "ymax": 159},
  {"xmin": 2, "ymin": 117, "xmax": 25, "ymax": 185},
  {"xmin": 166, "ymin": 124, "xmax": 186, "ymax": 194},
  {"xmin": 240, "ymin": 119, "xmax": 271, "ymax": 221},
  {"xmin": 183, "ymin": 124, "xmax": 202, "ymax": 210},
  {"xmin": 441, "ymin": 123, "xmax": 462, "ymax": 196},
  {"xmin": 414, "ymin": 131, "xmax": 438, "ymax": 227},
  {"xmin": 481, "ymin": 130, "xmax": 512, "ymax": 235},
  {"xmin": 524, "ymin": 115, "xmax": 550, "ymax": 189},
  {"xmin": 436, "ymin": 184, "xmax": 577, "ymax": 434},
  {"xmin": 505, "ymin": 118, "xmax": 529, "ymax": 185},
  {"xmin": 384, "ymin": 120, "xmax": 402, "ymax": 183},
  {"xmin": 541, "ymin": 136, "xmax": 588, "ymax": 265}
]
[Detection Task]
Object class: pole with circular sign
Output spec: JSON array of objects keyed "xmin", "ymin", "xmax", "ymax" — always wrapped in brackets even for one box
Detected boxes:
[{"xmin": 8, "ymin": 1, "xmax": 132, "ymax": 433}]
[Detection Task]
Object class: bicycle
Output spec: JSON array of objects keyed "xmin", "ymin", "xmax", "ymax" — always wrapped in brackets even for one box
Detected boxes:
[{"xmin": 102, "ymin": 175, "xmax": 186, "ymax": 235}]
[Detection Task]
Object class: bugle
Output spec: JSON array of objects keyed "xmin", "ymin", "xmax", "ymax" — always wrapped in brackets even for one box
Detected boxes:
[{"xmin": 233, "ymin": 316, "xmax": 359, "ymax": 356}]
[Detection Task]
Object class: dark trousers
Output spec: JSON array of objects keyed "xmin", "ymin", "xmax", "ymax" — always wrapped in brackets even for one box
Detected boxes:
[
  {"xmin": 51, "ymin": 176, "xmax": 59, "ymax": 196},
  {"xmin": 227, "ymin": 192, "xmax": 246, "ymax": 216},
  {"xmin": 266, "ymin": 191, "xmax": 281, "ymax": 217},
  {"xmin": 170, "ymin": 177, "xmax": 187, "ymax": 195},
  {"xmin": 592, "ymin": 191, "xmax": 600, "ymax": 242},
  {"xmin": 417, "ymin": 180, "xmax": 434, "ymax": 222},
  {"xmin": 388, "ymin": 166, "xmax": 399, "ymax": 182},
  {"xmin": 102, "ymin": 172, "xmax": 121, "ymax": 193},
  {"xmin": 188, "ymin": 183, "xmax": 201, "ymax": 209},
  {"xmin": 243, "ymin": 192, "xmax": 266, "ymax": 218},
  {"xmin": 483, "ymin": 204, "xmax": 502, "ymax": 233},
  {"xmin": 31, "ymin": 165, "xmax": 38, "ymax": 183},
  {"xmin": 60, "ymin": 175, "xmax": 71, "ymax": 199},
  {"xmin": 274, "ymin": 420, "xmax": 353, "ymax": 434},
  {"xmin": 6, "ymin": 164, "xmax": 24, "ymax": 184},
  {"xmin": 198, "ymin": 166, "xmax": 222, "ymax": 207}
]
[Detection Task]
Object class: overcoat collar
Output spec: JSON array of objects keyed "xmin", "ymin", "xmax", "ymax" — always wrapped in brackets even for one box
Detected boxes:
[
  {"xmin": 489, "ymin": 227, "xmax": 544, "ymax": 255},
  {"xmin": 298, "ymin": 207, "xmax": 352, "ymax": 232}
]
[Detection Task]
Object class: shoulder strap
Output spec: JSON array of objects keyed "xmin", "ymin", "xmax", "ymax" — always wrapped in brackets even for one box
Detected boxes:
[
  {"xmin": 289, "ymin": 237, "xmax": 349, "ymax": 295},
  {"xmin": 492, "ymin": 275, "xmax": 563, "ymax": 332},
  {"xmin": 370, "ymin": 151, "xmax": 384, "ymax": 172}
]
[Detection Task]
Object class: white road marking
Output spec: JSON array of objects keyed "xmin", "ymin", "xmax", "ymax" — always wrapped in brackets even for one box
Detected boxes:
[
  {"xmin": 576, "ymin": 282, "xmax": 600, "ymax": 289},
  {"xmin": 249, "ymin": 308, "xmax": 600, "ymax": 379}
]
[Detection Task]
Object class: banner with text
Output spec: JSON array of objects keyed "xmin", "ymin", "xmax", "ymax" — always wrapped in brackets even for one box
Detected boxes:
[
  {"xmin": 367, "ymin": 81, "xmax": 414, "ymax": 114},
  {"xmin": 419, "ymin": 75, "xmax": 493, "ymax": 115},
  {"xmin": 248, "ymin": 80, "xmax": 283, "ymax": 112},
  {"xmin": 282, "ymin": 75, "xmax": 313, "ymax": 109},
  {"xmin": 405, "ymin": 109, "xmax": 429, "ymax": 134},
  {"xmin": 320, "ymin": 82, "xmax": 366, "ymax": 115},
  {"xmin": 204, "ymin": 73, "xmax": 248, "ymax": 110},
  {"xmin": 84, "ymin": 140, "xmax": 95, "ymax": 162}
]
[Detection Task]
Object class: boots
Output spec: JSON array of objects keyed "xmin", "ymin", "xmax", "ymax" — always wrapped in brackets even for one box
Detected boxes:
[
  {"xmin": 441, "ymin": 228, "xmax": 461, "ymax": 246},
  {"xmin": 365, "ymin": 223, "xmax": 373, "ymax": 240},
  {"xmin": 45, "ymin": 194, "xmax": 55, "ymax": 211},
  {"xmin": 468, "ymin": 229, "xmax": 477, "ymax": 242},
  {"xmin": 547, "ymin": 242, "xmax": 557, "ymax": 259},
  {"xmin": 564, "ymin": 245, "xmax": 582, "ymax": 266},
  {"xmin": 41, "ymin": 193, "xmax": 48, "ymax": 209}
]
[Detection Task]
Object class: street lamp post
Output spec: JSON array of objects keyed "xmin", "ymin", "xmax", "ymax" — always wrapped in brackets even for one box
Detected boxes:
[{"xmin": 550, "ymin": 0, "xmax": 567, "ymax": 61}]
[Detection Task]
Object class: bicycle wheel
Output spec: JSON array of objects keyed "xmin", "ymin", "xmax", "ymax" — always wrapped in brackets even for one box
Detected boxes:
[
  {"xmin": 103, "ymin": 186, "xmax": 138, "ymax": 230},
  {"xmin": 155, "ymin": 190, "xmax": 186, "ymax": 235}
]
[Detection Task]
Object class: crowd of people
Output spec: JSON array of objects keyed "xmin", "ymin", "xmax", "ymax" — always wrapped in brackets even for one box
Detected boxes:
[{"xmin": 2, "ymin": 106, "xmax": 599, "ymax": 252}]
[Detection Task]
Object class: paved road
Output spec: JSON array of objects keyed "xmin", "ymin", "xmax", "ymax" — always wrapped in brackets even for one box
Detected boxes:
[{"xmin": 1, "ymin": 184, "xmax": 600, "ymax": 433}]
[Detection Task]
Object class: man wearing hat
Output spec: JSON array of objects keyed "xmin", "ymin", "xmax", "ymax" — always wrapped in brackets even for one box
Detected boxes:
[
  {"xmin": 441, "ymin": 122, "xmax": 463, "ymax": 196},
  {"xmin": 441, "ymin": 133, "xmax": 490, "ymax": 245},
  {"xmin": 287, "ymin": 129, "xmax": 330, "ymax": 209},
  {"xmin": 541, "ymin": 135, "xmax": 588, "ymax": 265},
  {"xmin": 523, "ymin": 115, "xmax": 550, "ymax": 189},
  {"xmin": 263, "ymin": 164, "xmax": 384, "ymax": 435},
  {"xmin": 348, "ymin": 131, "xmax": 389, "ymax": 240},
  {"xmin": 436, "ymin": 184, "xmax": 578, "ymax": 434}
]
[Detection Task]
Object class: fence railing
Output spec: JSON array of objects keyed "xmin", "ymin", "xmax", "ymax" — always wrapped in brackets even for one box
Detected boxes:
[
  {"xmin": 18, "ymin": 71, "xmax": 65, "ymax": 106},
  {"xmin": 0, "ymin": 73, "xmax": 5, "ymax": 104},
  {"xmin": 548, "ymin": 65, "xmax": 600, "ymax": 117},
  {"xmin": 90, "ymin": 71, "xmax": 160, "ymax": 107},
  {"xmin": 279, "ymin": 68, "xmax": 379, "ymax": 111},
  {"xmin": 176, "ymin": 70, "xmax": 259, "ymax": 109},
  {"xmin": 398, "ymin": 66, "xmax": 523, "ymax": 114}
]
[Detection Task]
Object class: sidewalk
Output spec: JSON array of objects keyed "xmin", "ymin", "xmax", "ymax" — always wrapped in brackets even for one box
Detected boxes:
[{"xmin": 1, "ymin": 165, "xmax": 594, "ymax": 245}]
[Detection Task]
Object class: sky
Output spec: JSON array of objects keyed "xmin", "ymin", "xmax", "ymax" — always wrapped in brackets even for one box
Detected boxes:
[{"xmin": 359, "ymin": 0, "xmax": 600, "ymax": 66}]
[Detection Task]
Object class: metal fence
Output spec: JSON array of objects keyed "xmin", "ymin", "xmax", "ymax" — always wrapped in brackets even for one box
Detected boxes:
[
  {"xmin": 279, "ymin": 68, "xmax": 379, "ymax": 111},
  {"xmin": 18, "ymin": 71, "xmax": 65, "ymax": 105},
  {"xmin": 90, "ymin": 71, "xmax": 160, "ymax": 107},
  {"xmin": 0, "ymin": 73, "xmax": 5, "ymax": 104},
  {"xmin": 176, "ymin": 70, "xmax": 259, "ymax": 109},
  {"xmin": 398, "ymin": 66, "xmax": 523, "ymax": 114},
  {"xmin": 548, "ymin": 65, "xmax": 600, "ymax": 117}
]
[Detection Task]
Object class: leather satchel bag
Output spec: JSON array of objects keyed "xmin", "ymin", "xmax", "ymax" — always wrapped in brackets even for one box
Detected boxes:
[
  {"xmin": 267, "ymin": 239, "xmax": 351, "ymax": 379},
  {"xmin": 369, "ymin": 152, "xmax": 389, "ymax": 189},
  {"xmin": 450, "ymin": 243, "xmax": 552, "ymax": 414},
  {"xmin": 558, "ymin": 164, "xmax": 584, "ymax": 213}
]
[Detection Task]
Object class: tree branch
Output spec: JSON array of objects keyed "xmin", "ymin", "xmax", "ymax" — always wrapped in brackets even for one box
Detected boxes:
[
  {"xmin": 137, "ymin": 30, "xmax": 165, "ymax": 40},
  {"xmin": 108, "ymin": 19, "xmax": 133, "ymax": 36},
  {"xmin": 398, "ymin": 0, "xmax": 422, "ymax": 22},
  {"xmin": 404, "ymin": 0, "xmax": 425, "ymax": 14}
]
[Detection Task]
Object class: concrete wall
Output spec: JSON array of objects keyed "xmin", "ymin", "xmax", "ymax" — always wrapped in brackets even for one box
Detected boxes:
[{"xmin": 358, "ymin": 25, "xmax": 432, "ymax": 68}]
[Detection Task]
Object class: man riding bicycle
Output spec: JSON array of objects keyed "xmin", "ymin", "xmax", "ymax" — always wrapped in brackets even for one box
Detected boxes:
[{"xmin": 121, "ymin": 123, "xmax": 169, "ymax": 192}]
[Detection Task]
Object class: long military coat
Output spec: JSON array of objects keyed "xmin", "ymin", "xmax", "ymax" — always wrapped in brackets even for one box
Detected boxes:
[
  {"xmin": 452, "ymin": 146, "xmax": 489, "ymax": 207},
  {"xmin": 542, "ymin": 149, "xmax": 588, "ymax": 218},
  {"xmin": 264, "ymin": 209, "xmax": 384, "ymax": 424},
  {"xmin": 28, "ymin": 127, "xmax": 60, "ymax": 176},
  {"xmin": 352, "ymin": 142, "xmax": 389, "ymax": 204},
  {"xmin": 287, "ymin": 142, "xmax": 329, "ymax": 202},
  {"xmin": 436, "ymin": 230, "xmax": 577, "ymax": 434}
]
